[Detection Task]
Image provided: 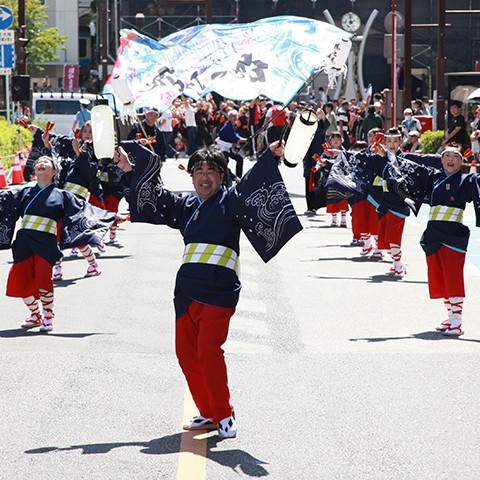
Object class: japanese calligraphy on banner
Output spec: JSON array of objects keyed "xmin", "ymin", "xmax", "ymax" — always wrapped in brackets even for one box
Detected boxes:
[
  {"xmin": 64, "ymin": 65, "xmax": 79, "ymax": 92},
  {"xmin": 104, "ymin": 15, "xmax": 352, "ymax": 112}
]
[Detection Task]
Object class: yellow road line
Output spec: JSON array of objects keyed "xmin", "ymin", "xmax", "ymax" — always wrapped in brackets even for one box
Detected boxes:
[{"xmin": 177, "ymin": 385, "xmax": 209, "ymax": 480}]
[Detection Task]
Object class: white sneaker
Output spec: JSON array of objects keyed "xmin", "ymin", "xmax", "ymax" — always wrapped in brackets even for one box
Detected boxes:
[
  {"xmin": 70, "ymin": 247, "xmax": 79, "ymax": 257},
  {"xmin": 97, "ymin": 242, "xmax": 106, "ymax": 254},
  {"xmin": 217, "ymin": 416, "xmax": 237, "ymax": 439},
  {"xmin": 435, "ymin": 319, "xmax": 450, "ymax": 332},
  {"xmin": 182, "ymin": 415, "xmax": 215, "ymax": 431}
]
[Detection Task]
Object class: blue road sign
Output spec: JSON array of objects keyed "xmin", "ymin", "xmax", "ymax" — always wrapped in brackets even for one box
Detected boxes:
[
  {"xmin": 0, "ymin": 6, "xmax": 14, "ymax": 30},
  {"xmin": 0, "ymin": 44, "xmax": 13, "ymax": 68}
]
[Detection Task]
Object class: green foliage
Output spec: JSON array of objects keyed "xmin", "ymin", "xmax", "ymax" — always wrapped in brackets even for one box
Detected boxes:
[
  {"xmin": 420, "ymin": 130, "xmax": 445, "ymax": 154},
  {"xmin": 0, "ymin": 121, "xmax": 34, "ymax": 169},
  {"xmin": 3, "ymin": 0, "xmax": 67, "ymax": 75}
]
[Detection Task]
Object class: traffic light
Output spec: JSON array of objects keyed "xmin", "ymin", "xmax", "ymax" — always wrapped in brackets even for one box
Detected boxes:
[{"xmin": 12, "ymin": 75, "xmax": 31, "ymax": 102}]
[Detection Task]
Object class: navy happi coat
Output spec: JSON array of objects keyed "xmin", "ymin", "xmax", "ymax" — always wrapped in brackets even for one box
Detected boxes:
[
  {"xmin": 120, "ymin": 141, "xmax": 302, "ymax": 318},
  {"xmin": 0, "ymin": 183, "xmax": 116, "ymax": 264}
]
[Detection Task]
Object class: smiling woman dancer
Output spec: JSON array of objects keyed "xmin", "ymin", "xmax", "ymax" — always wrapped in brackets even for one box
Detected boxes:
[{"xmin": 0, "ymin": 156, "xmax": 116, "ymax": 332}]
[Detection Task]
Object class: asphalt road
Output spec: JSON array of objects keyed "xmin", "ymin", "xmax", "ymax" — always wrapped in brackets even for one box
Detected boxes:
[{"xmin": 1, "ymin": 156, "xmax": 480, "ymax": 480}]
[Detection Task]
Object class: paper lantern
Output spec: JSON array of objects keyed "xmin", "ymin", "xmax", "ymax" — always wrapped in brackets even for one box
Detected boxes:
[
  {"xmin": 91, "ymin": 99, "xmax": 115, "ymax": 164},
  {"xmin": 328, "ymin": 38, "xmax": 352, "ymax": 72},
  {"xmin": 111, "ymin": 74, "xmax": 137, "ymax": 124},
  {"xmin": 283, "ymin": 109, "xmax": 318, "ymax": 167}
]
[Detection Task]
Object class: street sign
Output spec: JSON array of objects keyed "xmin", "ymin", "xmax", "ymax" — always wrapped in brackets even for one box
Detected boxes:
[
  {"xmin": 0, "ymin": 29, "xmax": 13, "ymax": 44},
  {"xmin": 0, "ymin": 5, "xmax": 13, "ymax": 30},
  {"xmin": 0, "ymin": 44, "xmax": 13, "ymax": 68}
]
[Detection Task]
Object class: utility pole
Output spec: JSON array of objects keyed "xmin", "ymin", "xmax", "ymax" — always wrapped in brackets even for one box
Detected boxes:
[
  {"xmin": 390, "ymin": 0, "xmax": 397, "ymax": 128},
  {"xmin": 403, "ymin": 0, "xmax": 412, "ymax": 110},
  {"xmin": 99, "ymin": 0, "xmax": 109, "ymax": 86},
  {"xmin": 205, "ymin": 0, "xmax": 212, "ymax": 24},
  {"xmin": 436, "ymin": 0, "xmax": 446, "ymax": 130},
  {"xmin": 16, "ymin": 0, "xmax": 28, "ymax": 75}
]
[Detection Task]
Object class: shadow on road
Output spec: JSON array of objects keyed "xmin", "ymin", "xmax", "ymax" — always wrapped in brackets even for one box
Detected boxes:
[
  {"xmin": 350, "ymin": 331, "xmax": 480, "ymax": 344},
  {"xmin": 0, "ymin": 329, "xmax": 108, "ymax": 339},
  {"xmin": 25, "ymin": 432, "xmax": 269, "ymax": 477},
  {"xmin": 310, "ymin": 274, "xmax": 427, "ymax": 285}
]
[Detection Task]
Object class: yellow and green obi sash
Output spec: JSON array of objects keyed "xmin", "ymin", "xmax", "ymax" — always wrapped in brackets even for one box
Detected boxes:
[
  {"xmin": 429, "ymin": 205, "xmax": 464, "ymax": 223},
  {"xmin": 182, "ymin": 243, "xmax": 239, "ymax": 272},
  {"xmin": 22, "ymin": 215, "xmax": 57, "ymax": 236}
]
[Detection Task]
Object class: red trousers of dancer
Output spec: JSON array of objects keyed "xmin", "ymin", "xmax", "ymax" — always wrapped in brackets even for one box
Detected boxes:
[
  {"xmin": 351, "ymin": 200, "xmax": 379, "ymax": 238},
  {"xmin": 6, "ymin": 254, "xmax": 53, "ymax": 298},
  {"xmin": 175, "ymin": 301, "xmax": 235, "ymax": 423},
  {"xmin": 426, "ymin": 246, "xmax": 466, "ymax": 299},
  {"xmin": 377, "ymin": 211, "xmax": 405, "ymax": 250},
  {"xmin": 89, "ymin": 194, "xmax": 106, "ymax": 210},
  {"xmin": 104, "ymin": 195, "xmax": 120, "ymax": 213},
  {"xmin": 326, "ymin": 199, "xmax": 349, "ymax": 214}
]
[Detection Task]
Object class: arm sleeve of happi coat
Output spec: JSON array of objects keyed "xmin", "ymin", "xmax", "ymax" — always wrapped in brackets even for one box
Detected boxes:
[
  {"xmin": 384, "ymin": 155, "xmax": 436, "ymax": 215},
  {"xmin": 233, "ymin": 149, "xmax": 303, "ymax": 263},
  {"xmin": 325, "ymin": 151, "xmax": 376, "ymax": 196},
  {"xmin": 50, "ymin": 134, "xmax": 76, "ymax": 159},
  {"xmin": 59, "ymin": 191, "xmax": 117, "ymax": 249},
  {"xmin": 400, "ymin": 152, "xmax": 442, "ymax": 169},
  {"xmin": 466, "ymin": 174, "xmax": 480, "ymax": 227},
  {"xmin": 120, "ymin": 140, "xmax": 185, "ymax": 228},
  {"xmin": 0, "ymin": 188, "xmax": 24, "ymax": 249}
]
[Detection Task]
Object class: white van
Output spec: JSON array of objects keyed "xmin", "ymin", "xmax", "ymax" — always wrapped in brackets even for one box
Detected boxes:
[{"xmin": 32, "ymin": 92, "xmax": 98, "ymax": 136}]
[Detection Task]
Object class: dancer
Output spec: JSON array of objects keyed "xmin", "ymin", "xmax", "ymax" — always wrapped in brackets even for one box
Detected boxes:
[
  {"xmin": 115, "ymin": 140, "xmax": 301, "ymax": 438},
  {"xmin": 0, "ymin": 156, "xmax": 116, "ymax": 332}
]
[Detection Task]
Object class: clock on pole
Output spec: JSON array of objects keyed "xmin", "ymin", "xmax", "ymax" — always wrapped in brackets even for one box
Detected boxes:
[{"xmin": 341, "ymin": 12, "xmax": 361, "ymax": 33}]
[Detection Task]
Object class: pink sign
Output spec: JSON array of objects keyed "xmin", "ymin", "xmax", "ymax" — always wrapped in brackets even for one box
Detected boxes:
[{"xmin": 64, "ymin": 65, "xmax": 79, "ymax": 91}]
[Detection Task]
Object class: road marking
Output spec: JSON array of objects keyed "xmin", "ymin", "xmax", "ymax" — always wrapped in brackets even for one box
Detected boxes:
[{"xmin": 177, "ymin": 386, "xmax": 208, "ymax": 480}]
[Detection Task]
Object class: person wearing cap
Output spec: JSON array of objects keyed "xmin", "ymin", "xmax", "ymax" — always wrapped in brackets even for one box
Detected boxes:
[
  {"xmin": 400, "ymin": 108, "xmax": 421, "ymax": 139},
  {"xmin": 402, "ymin": 130, "xmax": 421, "ymax": 153},
  {"xmin": 0, "ymin": 156, "xmax": 116, "ymax": 332},
  {"xmin": 386, "ymin": 144, "xmax": 480, "ymax": 336},
  {"xmin": 217, "ymin": 109, "xmax": 247, "ymax": 178},
  {"xmin": 442, "ymin": 100, "xmax": 467, "ymax": 149},
  {"xmin": 72, "ymin": 98, "xmax": 91, "ymax": 132},
  {"xmin": 127, "ymin": 106, "xmax": 166, "ymax": 159},
  {"xmin": 114, "ymin": 139, "xmax": 301, "ymax": 439}
]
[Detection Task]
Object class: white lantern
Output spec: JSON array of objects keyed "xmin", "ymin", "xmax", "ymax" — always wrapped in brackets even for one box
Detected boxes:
[
  {"xmin": 111, "ymin": 74, "xmax": 137, "ymax": 124},
  {"xmin": 283, "ymin": 109, "xmax": 318, "ymax": 167},
  {"xmin": 328, "ymin": 38, "xmax": 352, "ymax": 72},
  {"xmin": 91, "ymin": 99, "xmax": 115, "ymax": 163}
]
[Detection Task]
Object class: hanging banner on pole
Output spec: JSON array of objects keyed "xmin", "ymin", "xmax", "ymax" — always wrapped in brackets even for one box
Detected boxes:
[{"xmin": 64, "ymin": 64, "xmax": 79, "ymax": 91}]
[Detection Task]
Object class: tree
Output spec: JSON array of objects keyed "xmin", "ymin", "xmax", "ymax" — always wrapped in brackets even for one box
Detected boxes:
[{"xmin": 3, "ymin": 0, "xmax": 66, "ymax": 75}]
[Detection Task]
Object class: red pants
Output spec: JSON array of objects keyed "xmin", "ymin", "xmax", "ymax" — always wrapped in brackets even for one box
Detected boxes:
[
  {"xmin": 6, "ymin": 255, "xmax": 53, "ymax": 299},
  {"xmin": 377, "ymin": 211, "xmax": 405, "ymax": 249},
  {"xmin": 89, "ymin": 195, "xmax": 106, "ymax": 210},
  {"xmin": 104, "ymin": 195, "xmax": 120, "ymax": 213},
  {"xmin": 326, "ymin": 199, "xmax": 349, "ymax": 214},
  {"xmin": 426, "ymin": 246, "xmax": 466, "ymax": 299},
  {"xmin": 176, "ymin": 301, "xmax": 235, "ymax": 423},
  {"xmin": 351, "ymin": 200, "xmax": 379, "ymax": 236}
]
